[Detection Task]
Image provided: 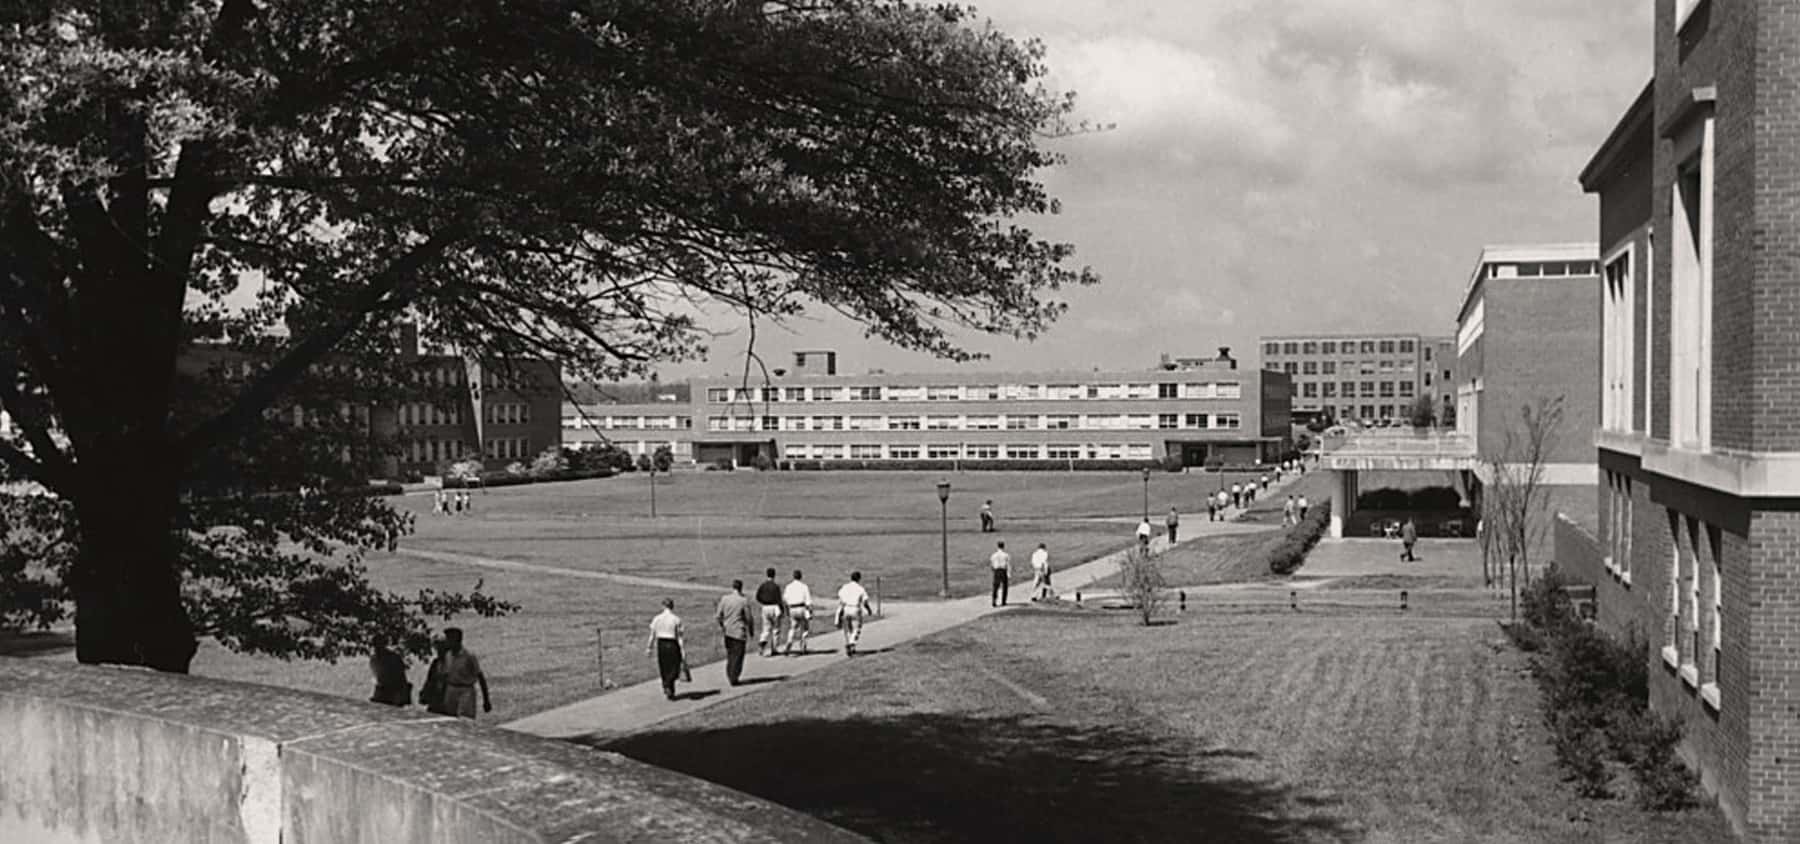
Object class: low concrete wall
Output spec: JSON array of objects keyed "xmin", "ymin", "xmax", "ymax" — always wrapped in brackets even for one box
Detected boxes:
[{"xmin": 0, "ymin": 658, "xmax": 861, "ymax": 844}]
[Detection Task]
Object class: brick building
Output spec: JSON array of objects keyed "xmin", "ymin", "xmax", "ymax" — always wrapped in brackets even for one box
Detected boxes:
[
  {"xmin": 1553, "ymin": 1, "xmax": 1800, "ymax": 838},
  {"xmin": 1453, "ymin": 243, "xmax": 1601, "ymax": 532},
  {"xmin": 660, "ymin": 348, "xmax": 1291, "ymax": 468},
  {"xmin": 1258, "ymin": 333, "xmax": 1451, "ymax": 425}
]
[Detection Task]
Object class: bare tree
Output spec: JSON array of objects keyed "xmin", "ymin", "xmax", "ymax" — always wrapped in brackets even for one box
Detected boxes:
[
  {"xmin": 1118, "ymin": 545, "xmax": 1168, "ymax": 626},
  {"xmin": 1483, "ymin": 396, "xmax": 1565, "ymax": 622}
]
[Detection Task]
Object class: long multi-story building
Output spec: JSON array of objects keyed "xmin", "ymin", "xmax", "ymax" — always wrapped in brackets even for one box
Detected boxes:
[
  {"xmin": 566, "ymin": 348, "xmax": 1293, "ymax": 468},
  {"xmin": 1554, "ymin": 1, "xmax": 1800, "ymax": 838},
  {"xmin": 1258, "ymin": 333, "xmax": 1451, "ymax": 425},
  {"xmin": 561, "ymin": 383, "xmax": 695, "ymax": 463}
]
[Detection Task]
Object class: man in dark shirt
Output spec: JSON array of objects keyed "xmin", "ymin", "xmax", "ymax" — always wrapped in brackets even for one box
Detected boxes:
[
  {"xmin": 754, "ymin": 567, "xmax": 787, "ymax": 657},
  {"xmin": 716, "ymin": 579, "xmax": 756, "ymax": 685}
]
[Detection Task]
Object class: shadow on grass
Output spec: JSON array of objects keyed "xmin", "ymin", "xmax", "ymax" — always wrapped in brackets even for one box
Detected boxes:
[
  {"xmin": 670, "ymin": 689, "xmax": 721, "ymax": 702},
  {"xmin": 600, "ymin": 713, "xmax": 1351, "ymax": 843},
  {"xmin": 0, "ymin": 630, "xmax": 74, "ymax": 658}
]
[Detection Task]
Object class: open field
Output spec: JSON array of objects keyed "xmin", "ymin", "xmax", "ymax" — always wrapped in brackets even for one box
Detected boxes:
[{"xmin": 609, "ymin": 597, "xmax": 1734, "ymax": 843}]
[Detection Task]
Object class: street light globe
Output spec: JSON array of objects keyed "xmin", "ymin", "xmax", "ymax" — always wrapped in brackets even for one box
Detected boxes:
[{"xmin": 935, "ymin": 479, "xmax": 951, "ymax": 502}]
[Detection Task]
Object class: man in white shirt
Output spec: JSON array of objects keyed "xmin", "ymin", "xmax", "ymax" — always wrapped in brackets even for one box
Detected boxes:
[
  {"xmin": 1298, "ymin": 495, "xmax": 1310, "ymax": 521},
  {"xmin": 644, "ymin": 599, "xmax": 685, "ymax": 700},
  {"xmin": 1030, "ymin": 543, "xmax": 1051, "ymax": 601},
  {"xmin": 835, "ymin": 571, "xmax": 872, "ymax": 657},
  {"xmin": 1136, "ymin": 518, "xmax": 1153, "ymax": 553},
  {"xmin": 989, "ymin": 541, "xmax": 1012, "ymax": 607},
  {"xmin": 781, "ymin": 570, "xmax": 813, "ymax": 655}
]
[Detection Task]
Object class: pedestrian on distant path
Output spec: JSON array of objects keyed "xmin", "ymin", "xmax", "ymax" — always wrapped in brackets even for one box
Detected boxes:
[
  {"xmin": 1166, "ymin": 507, "xmax": 1180, "ymax": 543},
  {"xmin": 460, "ymin": 490, "xmax": 473, "ymax": 514},
  {"xmin": 368, "ymin": 642, "xmax": 412, "ymax": 707},
  {"xmin": 715, "ymin": 579, "xmax": 755, "ymax": 686},
  {"xmin": 439, "ymin": 628, "xmax": 491, "ymax": 718},
  {"xmin": 420, "ymin": 638, "xmax": 448, "ymax": 714},
  {"xmin": 782, "ymin": 570, "xmax": 813, "ymax": 655},
  {"xmin": 754, "ymin": 567, "xmax": 786, "ymax": 657},
  {"xmin": 1298, "ymin": 495, "xmax": 1310, "ymax": 521},
  {"xmin": 1283, "ymin": 495, "xmax": 1297, "ymax": 527},
  {"xmin": 1136, "ymin": 518, "xmax": 1153, "ymax": 553},
  {"xmin": 646, "ymin": 598, "xmax": 687, "ymax": 700},
  {"xmin": 1231, "ymin": 483, "xmax": 1242, "ymax": 509},
  {"xmin": 836, "ymin": 572, "xmax": 872, "ymax": 657},
  {"xmin": 1260, "ymin": 473, "xmax": 1269, "ymax": 493},
  {"xmin": 433, "ymin": 489, "xmax": 447, "ymax": 515},
  {"xmin": 1217, "ymin": 489, "xmax": 1230, "ymax": 517},
  {"xmin": 1206, "ymin": 495, "xmax": 1218, "ymax": 522},
  {"xmin": 1030, "ymin": 543, "xmax": 1052, "ymax": 601},
  {"xmin": 979, "ymin": 499, "xmax": 995, "ymax": 533},
  {"xmin": 1401, "ymin": 518, "xmax": 1419, "ymax": 562},
  {"xmin": 990, "ymin": 541, "xmax": 1012, "ymax": 607}
]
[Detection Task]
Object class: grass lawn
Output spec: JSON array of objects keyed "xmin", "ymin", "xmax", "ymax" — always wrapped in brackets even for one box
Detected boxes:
[{"xmin": 607, "ymin": 598, "xmax": 1734, "ymax": 843}]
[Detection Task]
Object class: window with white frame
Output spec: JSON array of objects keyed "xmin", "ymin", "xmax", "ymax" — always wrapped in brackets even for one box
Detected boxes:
[
  {"xmin": 1670, "ymin": 115, "xmax": 1714, "ymax": 451},
  {"xmin": 1215, "ymin": 383, "xmax": 1242, "ymax": 399},
  {"xmin": 1602, "ymin": 245, "xmax": 1636, "ymax": 432},
  {"xmin": 811, "ymin": 386, "xmax": 841, "ymax": 401},
  {"xmin": 785, "ymin": 416, "xmax": 809, "ymax": 431},
  {"xmin": 1005, "ymin": 444, "xmax": 1040, "ymax": 459},
  {"xmin": 965, "ymin": 444, "xmax": 999, "ymax": 459},
  {"xmin": 1086, "ymin": 414, "xmax": 1125, "ymax": 430},
  {"xmin": 1184, "ymin": 414, "xmax": 1208, "ymax": 429},
  {"xmin": 1126, "ymin": 443, "xmax": 1153, "ymax": 459},
  {"xmin": 1126, "ymin": 383, "xmax": 1154, "ymax": 399},
  {"xmin": 887, "ymin": 445, "xmax": 920, "ymax": 459},
  {"xmin": 1045, "ymin": 444, "xmax": 1081, "ymax": 459},
  {"xmin": 1157, "ymin": 413, "xmax": 1178, "ymax": 429},
  {"xmin": 969, "ymin": 385, "xmax": 1000, "ymax": 400},
  {"xmin": 761, "ymin": 416, "xmax": 779, "ymax": 431},
  {"xmin": 784, "ymin": 444, "xmax": 808, "ymax": 459},
  {"xmin": 1709, "ymin": 531, "xmax": 1721, "ymax": 702},
  {"xmin": 1128, "ymin": 414, "xmax": 1154, "ymax": 429},
  {"xmin": 926, "ymin": 444, "xmax": 961, "ymax": 459},
  {"xmin": 812, "ymin": 415, "xmax": 843, "ymax": 431},
  {"xmin": 1044, "ymin": 414, "xmax": 1076, "ymax": 430},
  {"xmin": 926, "ymin": 415, "xmax": 959, "ymax": 430},
  {"xmin": 784, "ymin": 387, "xmax": 807, "ymax": 402},
  {"xmin": 966, "ymin": 415, "xmax": 1001, "ymax": 430},
  {"xmin": 707, "ymin": 416, "xmax": 730, "ymax": 431},
  {"xmin": 1092, "ymin": 443, "xmax": 1125, "ymax": 460},
  {"xmin": 850, "ymin": 444, "xmax": 883, "ymax": 460},
  {"xmin": 1214, "ymin": 413, "xmax": 1241, "ymax": 429},
  {"xmin": 814, "ymin": 444, "xmax": 845, "ymax": 460},
  {"xmin": 1181, "ymin": 383, "xmax": 1213, "ymax": 399},
  {"xmin": 1046, "ymin": 383, "xmax": 1083, "ymax": 400},
  {"xmin": 851, "ymin": 386, "xmax": 882, "ymax": 401},
  {"xmin": 926, "ymin": 385, "xmax": 960, "ymax": 401},
  {"xmin": 848, "ymin": 415, "xmax": 882, "ymax": 431},
  {"xmin": 885, "ymin": 385, "xmax": 925, "ymax": 402},
  {"xmin": 1005, "ymin": 415, "xmax": 1035, "ymax": 431},
  {"xmin": 888, "ymin": 416, "xmax": 920, "ymax": 431},
  {"xmin": 1001, "ymin": 383, "xmax": 1041, "ymax": 400}
]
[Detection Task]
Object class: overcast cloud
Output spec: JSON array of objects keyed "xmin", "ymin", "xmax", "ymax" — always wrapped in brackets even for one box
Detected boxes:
[{"xmin": 659, "ymin": 1, "xmax": 1648, "ymax": 379}]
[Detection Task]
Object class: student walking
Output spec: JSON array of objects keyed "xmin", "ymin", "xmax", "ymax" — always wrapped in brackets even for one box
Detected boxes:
[
  {"xmin": 1166, "ymin": 507, "xmax": 1180, "ymax": 543},
  {"xmin": 1400, "ymin": 518, "xmax": 1419, "ymax": 562},
  {"xmin": 1260, "ymin": 473, "xmax": 1270, "ymax": 493},
  {"xmin": 979, "ymin": 499, "xmax": 996, "ymax": 533},
  {"xmin": 782, "ymin": 570, "xmax": 813, "ymax": 655},
  {"xmin": 835, "ymin": 572, "xmax": 873, "ymax": 657},
  {"xmin": 1216, "ymin": 489, "xmax": 1230, "ymax": 517},
  {"xmin": 368, "ymin": 643, "xmax": 412, "ymax": 707},
  {"xmin": 1298, "ymin": 495, "xmax": 1310, "ymax": 521},
  {"xmin": 989, "ymin": 541, "xmax": 1012, "ymax": 607},
  {"xmin": 754, "ymin": 567, "xmax": 786, "ymax": 657},
  {"xmin": 433, "ymin": 489, "xmax": 447, "ymax": 515},
  {"xmin": 646, "ymin": 599, "xmax": 687, "ymax": 700},
  {"xmin": 1136, "ymin": 518, "xmax": 1153, "ymax": 553},
  {"xmin": 1231, "ymin": 483, "xmax": 1243, "ymax": 509},
  {"xmin": 1206, "ymin": 495, "xmax": 1218, "ymax": 522},
  {"xmin": 1030, "ymin": 543, "xmax": 1052, "ymax": 601},
  {"xmin": 1283, "ymin": 495, "xmax": 1297, "ymax": 526},
  {"xmin": 715, "ymin": 580, "xmax": 755, "ymax": 686},
  {"xmin": 438, "ymin": 628, "xmax": 491, "ymax": 718}
]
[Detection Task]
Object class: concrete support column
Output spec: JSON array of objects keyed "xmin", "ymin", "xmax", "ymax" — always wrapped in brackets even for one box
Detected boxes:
[{"xmin": 1329, "ymin": 469, "xmax": 1355, "ymax": 538}]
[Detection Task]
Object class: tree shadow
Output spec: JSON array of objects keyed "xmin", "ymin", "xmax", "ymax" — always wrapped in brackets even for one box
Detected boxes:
[
  {"xmin": 0, "ymin": 630, "xmax": 74, "ymax": 658},
  {"xmin": 670, "ymin": 689, "xmax": 721, "ymax": 702},
  {"xmin": 599, "ymin": 713, "xmax": 1353, "ymax": 843}
]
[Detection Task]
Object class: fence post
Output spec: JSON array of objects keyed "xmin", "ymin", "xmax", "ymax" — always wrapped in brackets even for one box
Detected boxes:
[
  {"xmin": 875, "ymin": 576, "xmax": 882, "ymax": 617},
  {"xmin": 596, "ymin": 627, "xmax": 604, "ymax": 686}
]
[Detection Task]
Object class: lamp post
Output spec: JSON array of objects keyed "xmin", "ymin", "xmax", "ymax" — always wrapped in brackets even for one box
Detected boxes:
[
  {"xmin": 936, "ymin": 479, "xmax": 952, "ymax": 598},
  {"xmin": 1141, "ymin": 467, "xmax": 1151, "ymax": 523},
  {"xmin": 648, "ymin": 463, "xmax": 657, "ymax": 518}
]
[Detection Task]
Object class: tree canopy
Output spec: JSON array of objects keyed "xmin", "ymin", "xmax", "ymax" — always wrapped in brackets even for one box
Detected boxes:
[{"xmin": 0, "ymin": 0, "xmax": 1094, "ymax": 671}]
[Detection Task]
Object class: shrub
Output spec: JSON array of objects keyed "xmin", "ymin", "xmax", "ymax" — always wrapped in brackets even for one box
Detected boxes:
[
  {"xmin": 1547, "ymin": 706, "xmax": 1612, "ymax": 797},
  {"xmin": 635, "ymin": 453, "xmax": 653, "ymax": 473},
  {"xmin": 529, "ymin": 447, "xmax": 569, "ymax": 478},
  {"xmin": 710, "ymin": 458, "xmax": 735, "ymax": 471},
  {"xmin": 1618, "ymin": 711, "xmax": 1696, "ymax": 810},
  {"xmin": 1268, "ymin": 500, "xmax": 1331, "ymax": 575},
  {"xmin": 752, "ymin": 453, "xmax": 774, "ymax": 471},
  {"xmin": 1117, "ymin": 545, "xmax": 1167, "ymax": 626}
]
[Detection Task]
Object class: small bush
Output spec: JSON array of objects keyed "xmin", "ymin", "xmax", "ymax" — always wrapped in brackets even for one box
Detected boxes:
[
  {"xmin": 752, "ymin": 453, "xmax": 774, "ymax": 471},
  {"xmin": 1548, "ymin": 707, "xmax": 1612, "ymax": 798},
  {"xmin": 710, "ymin": 458, "xmax": 735, "ymax": 471},
  {"xmin": 1616, "ymin": 711, "xmax": 1697, "ymax": 810},
  {"xmin": 1117, "ymin": 545, "xmax": 1167, "ymax": 626},
  {"xmin": 1268, "ymin": 500, "xmax": 1331, "ymax": 575}
]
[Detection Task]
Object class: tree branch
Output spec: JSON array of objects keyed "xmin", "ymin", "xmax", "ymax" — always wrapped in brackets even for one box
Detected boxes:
[{"xmin": 176, "ymin": 228, "xmax": 466, "ymax": 464}]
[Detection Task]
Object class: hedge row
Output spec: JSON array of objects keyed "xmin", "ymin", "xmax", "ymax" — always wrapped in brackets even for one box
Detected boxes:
[
  {"xmin": 1268, "ymin": 500, "xmax": 1332, "ymax": 575},
  {"xmin": 1355, "ymin": 486, "xmax": 1463, "ymax": 510},
  {"xmin": 769, "ymin": 458, "xmax": 1279, "ymax": 473},
  {"xmin": 442, "ymin": 467, "xmax": 616, "ymax": 489},
  {"xmin": 1512, "ymin": 567, "xmax": 1696, "ymax": 809}
]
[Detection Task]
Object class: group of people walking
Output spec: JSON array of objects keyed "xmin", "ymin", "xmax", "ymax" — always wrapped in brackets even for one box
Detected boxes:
[
  {"xmin": 433, "ymin": 488, "xmax": 475, "ymax": 515},
  {"xmin": 987, "ymin": 540, "xmax": 1055, "ymax": 607},
  {"xmin": 367, "ymin": 627, "xmax": 494, "ymax": 719},
  {"xmin": 646, "ymin": 568, "xmax": 874, "ymax": 701}
]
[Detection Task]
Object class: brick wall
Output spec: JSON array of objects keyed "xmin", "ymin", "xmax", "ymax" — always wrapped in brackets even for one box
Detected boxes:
[
  {"xmin": 1746, "ymin": 509, "xmax": 1800, "ymax": 841},
  {"xmin": 1478, "ymin": 277, "xmax": 1601, "ymax": 466}
]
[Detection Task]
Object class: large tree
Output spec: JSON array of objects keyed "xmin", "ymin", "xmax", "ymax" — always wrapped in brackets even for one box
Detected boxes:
[{"xmin": 0, "ymin": 1, "xmax": 1093, "ymax": 672}]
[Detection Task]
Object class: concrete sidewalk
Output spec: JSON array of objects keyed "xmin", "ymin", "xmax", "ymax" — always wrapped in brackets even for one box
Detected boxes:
[{"xmin": 501, "ymin": 476, "xmax": 1298, "ymax": 743}]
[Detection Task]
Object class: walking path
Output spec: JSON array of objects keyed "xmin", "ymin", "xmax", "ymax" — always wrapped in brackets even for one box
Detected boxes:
[
  {"xmin": 502, "ymin": 470, "xmax": 1308, "ymax": 742},
  {"xmin": 397, "ymin": 547, "xmax": 722, "ymax": 594}
]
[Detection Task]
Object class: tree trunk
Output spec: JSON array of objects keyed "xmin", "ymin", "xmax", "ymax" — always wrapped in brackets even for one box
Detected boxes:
[{"xmin": 70, "ymin": 468, "xmax": 196, "ymax": 672}]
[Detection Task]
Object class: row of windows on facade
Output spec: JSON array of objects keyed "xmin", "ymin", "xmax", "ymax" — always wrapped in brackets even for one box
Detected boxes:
[
  {"xmin": 1597, "ymin": 112, "xmax": 1711, "ymax": 451},
  {"xmin": 1263, "ymin": 338, "xmax": 1420, "ymax": 357},
  {"xmin": 1273, "ymin": 360, "xmax": 1419, "ymax": 377},
  {"xmin": 1478, "ymin": 260, "xmax": 1599, "ymax": 280},
  {"xmin": 397, "ymin": 402, "xmax": 532, "ymax": 427},
  {"xmin": 403, "ymin": 436, "xmax": 535, "ymax": 464},
  {"xmin": 703, "ymin": 382, "xmax": 1243, "ymax": 404},
  {"xmin": 780, "ymin": 442, "xmax": 1159, "ymax": 461},
  {"xmin": 703, "ymin": 412, "xmax": 1244, "ymax": 433},
  {"xmin": 1303, "ymin": 404, "xmax": 1416, "ymax": 419},
  {"xmin": 560, "ymin": 415, "xmax": 690, "ymax": 430},
  {"xmin": 1295, "ymin": 381, "xmax": 1418, "ymax": 399},
  {"xmin": 1602, "ymin": 472, "xmax": 1722, "ymax": 706}
]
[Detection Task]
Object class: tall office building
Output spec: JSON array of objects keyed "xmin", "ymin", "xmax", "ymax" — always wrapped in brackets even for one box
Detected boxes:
[{"xmin": 1258, "ymin": 334, "xmax": 1451, "ymax": 425}]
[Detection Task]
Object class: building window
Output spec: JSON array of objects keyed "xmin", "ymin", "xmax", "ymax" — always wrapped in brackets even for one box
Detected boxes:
[
  {"xmin": 814, "ymin": 444, "xmax": 845, "ymax": 460},
  {"xmin": 927, "ymin": 444, "xmax": 961, "ymax": 460},
  {"xmin": 926, "ymin": 416, "xmax": 959, "ymax": 430},
  {"xmin": 1359, "ymin": 341, "xmax": 1376, "ymax": 354},
  {"xmin": 848, "ymin": 415, "xmax": 882, "ymax": 431},
  {"xmin": 1321, "ymin": 361, "xmax": 1336, "ymax": 375},
  {"xmin": 1157, "ymin": 383, "xmax": 1178, "ymax": 399},
  {"xmin": 1671, "ymin": 115, "xmax": 1714, "ymax": 451},
  {"xmin": 1006, "ymin": 445, "xmax": 1040, "ymax": 459},
  {"xmin": 970, "ymin": 385, "xmax": 1000, "ymax": 400},
  {"xmin": 1398, "ymin": 340, "xmax": 1415, "ymax": 353},
  {"xmin": 1378, "ymin": 340, "xmax": 1395, "ymax": 354},
  {"xmin": 1321, "ymin": 341, "xmax": 1337, "ymax": 354},
  {"xmin": 812, "ymin": 415, "xmax": 843, "ymax": 431},
  {"xmin": 1301, "ymin": 341, "xmax": 1318, "ymax": 355},
  {"xmin": 1283, "ymin": 362, "xmax": 1298, "ymax": 374},
  {"xmin": 760, "ymin": 387, "xmax": 781, "ymax": 403},
  {"xmin": 809, "ymin": 386, "xmax": 839, "ymax": 401},
  {"xmin": 1184, "ymin": 414, "xmax": 1208, "ymax": 429},
  {"xmin": 786, "ymin": 416, "xmax": 809, "ymax": 431},
  {"xmin": 1181, "ymin": 383, "xmax": 1212, "ymax": 399},
  {"xmin": 888, "ymin": 445, "xmax": 920, "ymax": 459},
  {"xmin": 1128, "ymin": 414, "xmax": 1154, "ymax": 429},
  {"xmin": 850, "ymin": 444, "xmax": 884, "ymax": 460},
  {"xmin": 1378, "ymin": 382, "xmax": 1396, "ymax": 398},
  {"xmin": 1603, "ymin": 246, "xmax": 1636, "ymax": 432},
  {"xmin": 1301, "ymin": 383, "xmax": 1317, "ymax": 398},
  {"xmin": 1047, "ymin": 383, "xmax": 1083, "ymax": 401},
  {"xmin": 761, "ymin": 416, "xmax": 780, "ymax": 431},
  {"xmin": 1397, "ymin": 382, "xmax": 1414, "ymax": 398},
  {"xmin": 784, "ymin": 444, "xmax": 809, "ymax": 459},
  {"xmin": 1214, "ymin": 413, "xmax": 1241, "ymax": 429},
  {"xmin": 888, "ymin": 416, "xmax": 920, "ymax": 430},
  {"xmin": 1360, "ymin": 382, "xmax": 1376, "ymax": 397},
  {"xmin": 1341, "ymin": 381, "xmax": 1356, "ymax": 397},
  {"xmin": 884, "ymin": 385, "xmax": 924, "ymax": 402},
  {"xmin": 1045, "ymin": 414, "xmax": 1076, "ymax": 430},
  {"xmin": 1708, "ymin": 525, "xmax": 1721, "ymax": 702},
  {"xmin": 1126, "ymin": 383, "xmax": 1154, "ymax": 400},
  {"xmin": 1157, "ymin": 413, "xmax": 1179, "ymax": 429},
  {"xmin": 965, "ymin": 444, "xmax": 999, "ymax": 459},
  {"xmin": 1321, "ymin": 383, "xmax": 1337, "ymax": 398},
  {"xmin": 1301, "ymin": 361, "xmax": 1317, "ymax": 375},
  {"xmin": 926, "ymin": 385, "xmax": 960, "ymax": 401},
  {"xmin": 1424, "ymin": 372, "xmax": 1433, "ymax": 387},
  {"xmin": 1263, "ymin": 342, "xmax": 1280, "ymax": 357},
  {"xmin": 1005, "ymin": 415, "xmax": 1035, "ymax": 431},
  {"xmin": 1045, "ymin": 444, "xmax": 1081, "ymax": 460},
  {"xmin": 851, "ymin": 386, "xmax": 883, "ymax": 401},
  {"xmin": 967, "ymin": 415, "xmax": 1001, "ymax": 430},
  {"xmin": 1282, "ymin": 342, "xmax": 1299, "ymax": 354},
  {"xmin": 1215, "ymin": 383, "xmax": 1241, "ymax": 399},
  {"xmin": 784, "ymin": 387, "xmax": 807, "ymax": 402}
]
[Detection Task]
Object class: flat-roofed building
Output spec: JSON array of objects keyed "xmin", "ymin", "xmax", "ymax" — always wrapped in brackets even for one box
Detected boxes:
[{"xmin": 1259, "ymin": 333, "xmax": 1449, "ymax": 425}]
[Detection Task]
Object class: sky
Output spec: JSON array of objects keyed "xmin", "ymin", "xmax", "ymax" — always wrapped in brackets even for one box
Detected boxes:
[{"xmin": 664, "ymin": 0, "xmax": 1653, "ymax": 381}]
